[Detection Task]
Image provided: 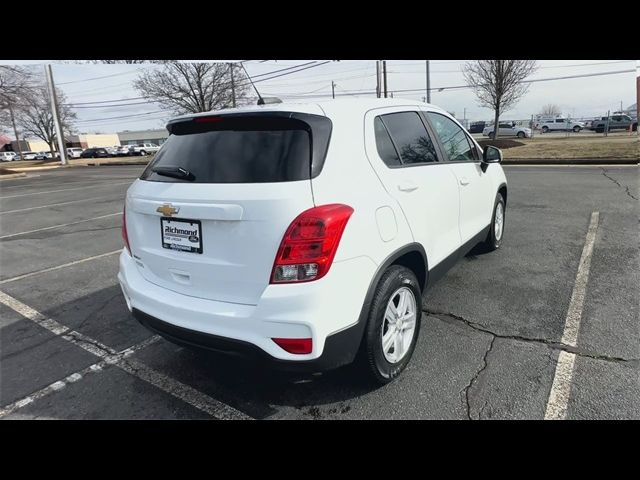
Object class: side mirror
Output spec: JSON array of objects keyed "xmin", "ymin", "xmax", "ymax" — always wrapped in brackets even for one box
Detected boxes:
[{"xmin": 483, "ymin": 145, "xmax": 503, "ymax": 164}]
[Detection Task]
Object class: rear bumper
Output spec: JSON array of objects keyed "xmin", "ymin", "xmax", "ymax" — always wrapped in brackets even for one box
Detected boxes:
[
  {"xmin": 118, "ymin": 250, "xmax": 376, "ymax": 370},
  {"xmin": 132, "ymin": 308, "xmax": 364, "ymax": 372}
]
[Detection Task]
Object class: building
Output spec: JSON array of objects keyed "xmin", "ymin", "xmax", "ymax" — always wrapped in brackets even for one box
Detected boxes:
[
  {"xmin": 66, "ymin": 134, "xmax": 121, "ymax": 149},
  {"xmin": 9, "ymin": 139, "xmax": 51, "ymax": 152},
  {"xmin": 117, "ymin": 129, "xmax": 169, "ymax": 146}
]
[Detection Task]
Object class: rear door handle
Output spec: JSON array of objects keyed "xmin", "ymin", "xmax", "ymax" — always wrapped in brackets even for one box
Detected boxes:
[
  {"xmin": 398, "ymin": 182, "xmax": 419, "ymax": 192},
  {"xmin": 459, "ymin": 177, "xmax": 470, "ymax": 186}
]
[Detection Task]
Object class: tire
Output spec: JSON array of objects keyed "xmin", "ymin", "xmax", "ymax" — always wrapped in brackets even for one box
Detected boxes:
[
  {"xmin": 487, "ymin": 131, "xmax": 494, "ymax": 139},
  {"xmin": 541, "ymin": 126, "xmax": 549, "ymax": 133},
  {"xmin": 139, "ymin": 150, "xmax": 147, "ymax": 156},
  {"xmin": 573, "ymin": 126, "xmax": 581, "ymax": 133},
  {"xmin": 595, "ymin": 127, "xmax": 604, "ymax": 133},
  {"xmin": 483, "ymin": 192, "xmax": 506, "ymax": 252},
  {"xmin": 517, "ymin": 131, "xmax": 525, "ymax": 138},
  {"xmin": 632, "ymin": 123, "xmax": 638, "ymax": 132},
  {"xmin": 359, "ymin": 265, "xmax": 422, "ymax": 385}
]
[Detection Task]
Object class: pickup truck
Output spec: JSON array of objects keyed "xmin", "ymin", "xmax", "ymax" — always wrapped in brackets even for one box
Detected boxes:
[
  {"xmin": 128, "ymin": 143, "xmax": 161, "ymax": 156},
  {"xmin": 538, "ymin": 118, "xmax": 585, "ymax": 133},
  {"xmin": 588, "ymin": 114, "xmax": 638, "ymax": 133}
]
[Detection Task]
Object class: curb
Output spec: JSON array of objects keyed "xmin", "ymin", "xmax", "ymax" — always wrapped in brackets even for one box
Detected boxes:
[
  {"xmin": 9, "ymin": 166, "xmax": 62, "ymax": 172},
  {"xmin": 502, "ymin": 158, "xmax": 638, "ymax": 165},
  {"xmin": 84, "ymin": 161, "xmax": 149, "ymax": 166},
  {"xmin": 0, "ymin": 172, "xmax": 28, "ymax": 180}
]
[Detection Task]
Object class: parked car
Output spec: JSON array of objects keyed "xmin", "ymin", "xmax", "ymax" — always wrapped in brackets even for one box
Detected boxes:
[
  {"xmin": 80, "ymin": 147, "xmax": 110, "ymax": 158},
  {"xmin": 19, "ymin": 151, "xmax": 38, "ymax": 160},
  {"xmin": 34, "ymin": 151, "xmax": 53, "ymax": 160},
  {"xmin": 128, "ymin": 143, "xmax": 161, "ymax": 156},
  {"xmin": 538, "ymin": 118, "xmax": 585, "ymax": 133},
  {"xmin": 116, "ymin": 146, "xmax": 131, "ymax": 156},
  {"xmin": 467, "ymin": 121, "xmax": 486, "ymax": 133},
  {"xmin": 104, "ymin": 146, "xmax": 119, "ymax": 156},
  {"xmin": 0, "ymin": 152, "xmax": 18, "ymax": 162},
  {"xmin": 66, "ymin": 147, "xmax": 84, "ymax": 158},
  {"xmin": 118, "ymin": 98, "xmax": 508, "ymax": 384},
  {"xmin": 483, "ymin": 122, "xmax": 532, "ymax": 138},
  {"xmin": 589, "ymin": 114, "xmax": 638, "ymax": 133}
]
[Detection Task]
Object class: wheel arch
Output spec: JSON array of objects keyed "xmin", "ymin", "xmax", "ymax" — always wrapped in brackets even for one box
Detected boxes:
[
  {"xmin": 349, "ymin": 243, "xmax": 429, "ymax": 360},
  {"xmin": 497, "ymin": 182, "xmax": 507, "ymax": 206}
]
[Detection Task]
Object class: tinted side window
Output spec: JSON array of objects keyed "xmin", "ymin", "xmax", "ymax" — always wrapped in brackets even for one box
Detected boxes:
[
  {"xmin": 427, "ymin": 112, "xmax": 476, "ymax": 162},
  {"xmin": 373, "ymin": 116, "xmax": 401, "ymax": 167},
  {"xmin": 380, "ymin": 112, "xmax": 438, "ymax": 165}
]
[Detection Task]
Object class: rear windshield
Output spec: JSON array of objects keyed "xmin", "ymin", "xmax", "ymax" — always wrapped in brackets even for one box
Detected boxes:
[{"xmin": 140, "ymin": 113, "xmax": 331, "ymax": 184}]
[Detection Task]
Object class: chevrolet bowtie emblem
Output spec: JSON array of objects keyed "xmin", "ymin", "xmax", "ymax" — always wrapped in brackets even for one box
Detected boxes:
[{"xmin": 157, "ymin": 203, "xmax": 179, "ymax": 216}]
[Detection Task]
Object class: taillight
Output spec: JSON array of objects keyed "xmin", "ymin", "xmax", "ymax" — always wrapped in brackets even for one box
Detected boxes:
[
  {"xmin": 122, "ymin": 205, "xmax": 131, "ymax": 255},
  {"xmin": 271, "ymin": 204, "xmax": 354, "ymax": 284}
]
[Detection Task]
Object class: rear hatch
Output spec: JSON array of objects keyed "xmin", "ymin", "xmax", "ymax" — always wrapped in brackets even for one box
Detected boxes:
[{"xmin": 125, "ymin": 109, "xmax": 332, "ymax": 305}]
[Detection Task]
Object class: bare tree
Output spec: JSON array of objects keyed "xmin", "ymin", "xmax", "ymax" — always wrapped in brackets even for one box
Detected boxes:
[
  {"xmin": 462, "ymin": 60, "xmax": 538, "ymax": 139},
  {"xmin": 539, "ymin": 104, "xmax": 562, "ymax": 116},
  {"xmin": 15, "ymin": 85, "xmax": 76, "ymax": 158},
  {"xmin": 0, "ymin": 65, "xmax": 36, "ymax": 154},
  {"xmin": 133, "ymin": 62, "xmax": 251, "ymax": 114}
]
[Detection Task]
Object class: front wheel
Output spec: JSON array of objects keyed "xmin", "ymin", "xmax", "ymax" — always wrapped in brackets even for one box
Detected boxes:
[
  {"xmin": 573, "ymin": 126, "xmax": 581, "ymax": 132},
  {"xmin": 483, "ymin": 193, "xmax": 505, "ymax": 251},
  {"xmin": 359, "ymin": 265, "xmax": 422, "ymax": 385},
  {"xmin": 541, "ymin": 126, "xmax": 549, "ymax": 133},
  {"xmin": 517, "ymin": 131, "xmax": 525, "ymax": 138},
  {"xmin": 139, "ymin": 150, "xmax": 147, "ymax": 156}
]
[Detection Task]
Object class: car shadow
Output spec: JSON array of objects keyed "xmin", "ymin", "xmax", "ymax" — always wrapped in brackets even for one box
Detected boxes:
[{"xmin": 38, "ymin": 285, "xmax": 383, "ymax": 419}]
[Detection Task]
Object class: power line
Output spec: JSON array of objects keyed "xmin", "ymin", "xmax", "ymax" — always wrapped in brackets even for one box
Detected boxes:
[
  {"xmin": 74, "ymin": 110, "xmax": 166, "ymax": 123},
  {"xmin": 57, "ymin": 69, "xmax": 145, "ymax": 85}
]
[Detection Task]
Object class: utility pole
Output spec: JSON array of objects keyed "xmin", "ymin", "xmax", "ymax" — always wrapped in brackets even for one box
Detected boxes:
[
  {"xmin": 425, "ymin": 60, "xmax": 431, "ymax": 103},
  {"xmin": 44, "ymin": 64, "xmax": 67, "ymax": 166},
  {"xmin": 382, "ymin": 61, "xmax": 388, "ymax": 98},
  {"xmin": 376, "ymin": 61, "xmax": 381, "ymax": 98},
  {"xmin": 620, "ymin": 101, "xmax": 623, "ymax": 113},
  {"xmin": 332, "ymin": 81, "xmax": 335, "ymax": 99},
  {"xmin": 230, "ymin": 63, "xmax": 236, "ymax": 108},
  {"xmin": 8, "ymin": 104, "xmax": 24, "ymax": 161}
]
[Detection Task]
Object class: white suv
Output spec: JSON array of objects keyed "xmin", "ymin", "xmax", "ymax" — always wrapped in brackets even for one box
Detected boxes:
[{"xmin": 118, "ymin": 99, "xmax": 507, "ymax": 384}]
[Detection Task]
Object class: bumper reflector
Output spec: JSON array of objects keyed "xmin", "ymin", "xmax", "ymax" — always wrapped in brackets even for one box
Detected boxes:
[{"xmin": 272, "ymin": 338, "xmax": 313, "ymax": 354}]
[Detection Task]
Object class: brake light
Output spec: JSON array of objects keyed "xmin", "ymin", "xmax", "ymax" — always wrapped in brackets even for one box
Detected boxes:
[
  {"xmin": 194, "ymin": 116, "xmax": 223, "ymax": 123},
  {"xmin": 122, "ymin": 205, "xmax": 131, "ymax": 255},
  {"xmin": 271, "ymin": 204, "xmax": 354, "ymax": 283},
  {"xmin": 272, "ymin": 338, "xmax": 313, "ymax": 354}
]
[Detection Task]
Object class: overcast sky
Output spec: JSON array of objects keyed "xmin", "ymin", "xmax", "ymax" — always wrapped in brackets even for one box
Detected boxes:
[{"xmin": 2, "ymin": 60, "xmax": 638, "ymax": 133}]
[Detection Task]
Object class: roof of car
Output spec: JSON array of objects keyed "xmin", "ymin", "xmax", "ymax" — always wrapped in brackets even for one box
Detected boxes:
[{"xmin": 169, "ymin": 98, "xmax": 449, "ymax": 124}]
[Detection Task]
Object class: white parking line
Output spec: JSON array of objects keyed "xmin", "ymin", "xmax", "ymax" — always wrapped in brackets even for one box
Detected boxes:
[
  {"xmin": 0, "ymin": 195, "xmax": 117, "ymax": 215},
  {"xmin": 0, "ymin": 290, "xmax": 251, "ymax": 420},
  {"xmin": 0, "ymin": 336, "xmax": 159, "ymax": 418},
  {"xmin": 0, "ymin": 181, "xmax": 132, "ymax": 199},
  {"xmin": 0, "ymin": 212, "xmax": 120, "ymax": 240},
  {"xmin": 0, "ymin": 250, "xmax": 122, "ymax": 285},
  {"xmin": 545, "ymin": 211, "xmax": 599, "ymax": 420}
]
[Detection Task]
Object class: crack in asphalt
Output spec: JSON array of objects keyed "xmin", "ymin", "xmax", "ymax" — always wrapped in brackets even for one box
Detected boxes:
[
  {"xmin": 460, "ymin": 335, "xmax": 495, "ymax": 420},
  {"xmin": 600, "ymin": 168, "xmax": 638, "ymax": 201},
  {"xmin": 425, "ymin": 308, "xmax": 640, "ymax": 420},
  {"xmin": 73, "ymin": 292, "xmax": 123, "ymax": 331},
  {"xmin": 424, "ymin": 308, "xmax": 639, "ymax": 365}
]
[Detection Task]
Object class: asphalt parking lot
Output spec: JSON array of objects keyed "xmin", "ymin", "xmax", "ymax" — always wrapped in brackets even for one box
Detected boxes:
[{"xmin": 0, "ymin": 164, "xmax": 638, "ymax": 420}]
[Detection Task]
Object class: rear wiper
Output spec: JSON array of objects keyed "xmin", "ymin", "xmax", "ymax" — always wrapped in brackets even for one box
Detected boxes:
[{"xmin": 152, "ymin": 166, "xmax": 196, "ymax": 181}]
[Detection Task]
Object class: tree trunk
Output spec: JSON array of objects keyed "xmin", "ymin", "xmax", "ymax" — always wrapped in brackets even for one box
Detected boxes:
[
  {"xmin": 48, "ymin": 142, "xmax": 55, "ymax": 160},
  {"xmin": 493, "ymin": 108, "xmax": 500, "ymax": 140}
]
